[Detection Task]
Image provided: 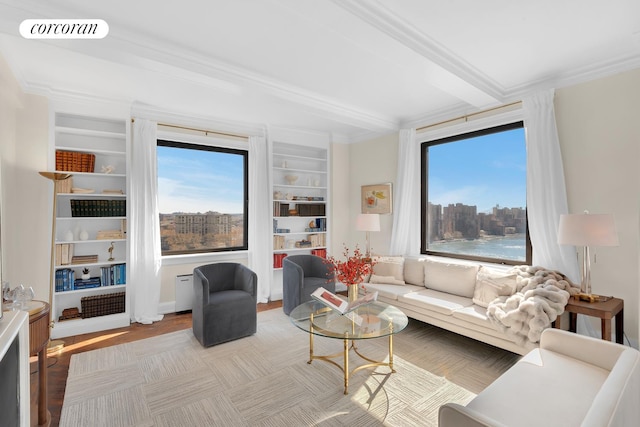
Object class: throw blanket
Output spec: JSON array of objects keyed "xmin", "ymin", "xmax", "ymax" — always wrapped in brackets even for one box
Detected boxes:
[{"xmin": 486, "ymin": 266, "xmax": 580, "ymax": 345}]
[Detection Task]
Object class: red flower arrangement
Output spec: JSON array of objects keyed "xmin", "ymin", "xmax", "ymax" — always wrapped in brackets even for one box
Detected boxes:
[{"xmin": 325, "ymin": 244, "xmax": 376, "ymax": 288}]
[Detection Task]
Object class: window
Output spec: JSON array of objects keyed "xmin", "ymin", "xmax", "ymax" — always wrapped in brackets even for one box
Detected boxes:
[
  {"xmin": 157, "ymin": 140, "xmax": 248, "ymax": 255},
  {"xmin": 421, "ymin": 122, "xmax": 531, "ymax": 265}
]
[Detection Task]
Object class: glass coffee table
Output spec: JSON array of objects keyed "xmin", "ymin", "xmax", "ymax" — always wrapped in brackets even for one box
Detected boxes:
[{"xmin": 290, "ymin": 300, "xmax": 408, "ymax": 394}]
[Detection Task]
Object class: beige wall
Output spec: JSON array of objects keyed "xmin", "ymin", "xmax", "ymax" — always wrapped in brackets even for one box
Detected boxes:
[
  {"xmin": 555, "ymin": 69, "xmax": 640, "ymax": 343},
  {"xmin": 0, "ymin": 56, "xmax": 51, "ymax": 302}
]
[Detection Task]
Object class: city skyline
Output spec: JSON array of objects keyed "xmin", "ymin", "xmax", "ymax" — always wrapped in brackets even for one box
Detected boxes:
[{"xmin": 428, "ymin": 126, "xmax": 526, "ymax": 213}]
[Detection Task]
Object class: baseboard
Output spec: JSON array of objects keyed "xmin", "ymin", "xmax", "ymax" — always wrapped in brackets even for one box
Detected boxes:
[{"xmin": 158, "ymin": 301, "xmax": 176, "ymax": 315}]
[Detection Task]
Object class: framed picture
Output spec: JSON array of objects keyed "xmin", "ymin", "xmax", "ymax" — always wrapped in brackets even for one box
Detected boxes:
[{"xmin": 361, "ymin": 183, "xmax": 392, "ymax": 214}]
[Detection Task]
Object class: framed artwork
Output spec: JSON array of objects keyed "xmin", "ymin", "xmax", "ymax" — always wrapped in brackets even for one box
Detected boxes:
[{"xmin": 361, "ymin": 183, "xmax": 392, "ymax": 214}]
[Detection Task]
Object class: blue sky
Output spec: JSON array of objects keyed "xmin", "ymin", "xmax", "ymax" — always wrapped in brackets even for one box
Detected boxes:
[
  {"xmin": 157, "ymin": 145, "xmax": 245, "ymax": 214},
  {"xmin": 428, "ymin": 128, "xmax": 526, "ymax": 213}
]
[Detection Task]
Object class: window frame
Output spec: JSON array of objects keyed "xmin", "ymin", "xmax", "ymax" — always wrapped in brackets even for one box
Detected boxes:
[
  {"xmin": 420, "ymin": 121, "xmax": 532, "ymax": 265},
  {"xmin": 157, "ymin": 139, "xmax": 249, "ymax": 256}
]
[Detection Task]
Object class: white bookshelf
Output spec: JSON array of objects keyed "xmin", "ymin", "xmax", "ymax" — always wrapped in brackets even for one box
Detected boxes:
[
  {"xmin": 49, "ymin": 113, "xmax": 130, "ymax": 338},
  {"xmin": 271, "ymin": 141, "xmax": 329, "ymax": 300}
]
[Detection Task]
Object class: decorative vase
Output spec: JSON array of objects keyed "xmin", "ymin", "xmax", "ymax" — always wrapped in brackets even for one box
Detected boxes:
[
  {"xmin": 348, "ymin": 284, "xmax": 359, "ymax": 304},
  {"xmin": 64, "ymin": 230, "xmax": 74, "ymax": 242},
  {"xmin": 79, "ymin": 229, "xmax": 89, "ymax": 241}
]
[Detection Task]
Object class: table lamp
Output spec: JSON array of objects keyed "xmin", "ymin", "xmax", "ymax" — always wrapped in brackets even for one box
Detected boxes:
[
  {"xmin": 356, "ymin": 213, "xmax": 380, "ymax": 258},
  {"xmin": 557, "ymin": 211, "xmax": 619, "ymax": 297}
]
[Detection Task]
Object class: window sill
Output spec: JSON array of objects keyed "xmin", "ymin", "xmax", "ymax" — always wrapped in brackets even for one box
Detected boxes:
[{"xmin": 161, "ymin": 250, "xmax": 249, "ymax": 266}]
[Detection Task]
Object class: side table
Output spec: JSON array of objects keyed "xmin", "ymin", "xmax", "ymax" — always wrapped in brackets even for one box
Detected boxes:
[
  {"xmin": 555, "ymin": 296, "xmax": 624, "ymax": 344},
  {"xmin": 27, "ymin": 301, "xmax": 51, "ymax": 427}
]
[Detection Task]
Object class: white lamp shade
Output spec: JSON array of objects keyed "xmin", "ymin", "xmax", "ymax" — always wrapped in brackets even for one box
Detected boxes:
[
  {"xmin": 356, "ymin": 213, "xmax": 380, "ymax": 232},
  {"xmin": 558, "ymin": 213, "xmax": 619, "ymax": 247}
]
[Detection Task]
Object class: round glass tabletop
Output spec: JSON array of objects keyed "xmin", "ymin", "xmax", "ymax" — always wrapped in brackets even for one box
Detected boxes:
[{"xmin": 290, "ymin": 300, "xmax": 408, "ymax": 340}]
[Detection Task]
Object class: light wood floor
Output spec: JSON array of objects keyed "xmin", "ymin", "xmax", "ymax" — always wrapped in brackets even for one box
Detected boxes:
[{"xmin": 31, "ymin": 300, "xmax": 282, "ymax": 427}]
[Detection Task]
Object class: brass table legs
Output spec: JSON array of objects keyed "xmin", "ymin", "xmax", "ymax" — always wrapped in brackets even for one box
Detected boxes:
[{"xmin": 307, "ymin": 326, "xmax": 396, "ymax": 395}]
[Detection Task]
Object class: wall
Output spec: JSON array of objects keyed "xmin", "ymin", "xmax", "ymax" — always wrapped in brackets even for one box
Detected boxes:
[
  {"xmin": 346, "ymin": 133, "xmax": 399, "ymax": 255},
  {"xmin": 0, "ymin": 56, "xmax": 50, "ymax": 302},
  {"xmin": 555, "ymin": 69, "xmax": 640, "ymax": 344}
]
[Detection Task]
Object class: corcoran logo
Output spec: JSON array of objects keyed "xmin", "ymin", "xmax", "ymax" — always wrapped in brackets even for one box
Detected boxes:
[{"xmin": 19, "ymin": 19, "xmax": 109, "ymax": 39}]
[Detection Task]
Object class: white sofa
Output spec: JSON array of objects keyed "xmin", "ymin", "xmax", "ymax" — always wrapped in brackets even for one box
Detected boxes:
[
  {"xmin": 362, "ymin": 255, "xmax": 539, "ymax": 355},
  {"xmin": 439, "ymin": 328, "xmax": 640, "ymax": 427}
]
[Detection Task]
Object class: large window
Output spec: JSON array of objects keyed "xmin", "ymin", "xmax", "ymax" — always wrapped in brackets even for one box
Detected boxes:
[
  {"xmin": 157, "ymin": 140, "xmax": 248, "ymax": 255},
  {"xmin": 421, "ymin": 122, "xmax": 531, "ymax": 265}
]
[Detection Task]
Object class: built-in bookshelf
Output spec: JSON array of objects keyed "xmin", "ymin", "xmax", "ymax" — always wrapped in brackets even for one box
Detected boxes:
[
  {"xmin": 48, "ymin": 113, "xmax": 130, "ymax": 338},
  {"xmin": 271, "ymin": 140, "xmax": 329, "ymax": 298}
]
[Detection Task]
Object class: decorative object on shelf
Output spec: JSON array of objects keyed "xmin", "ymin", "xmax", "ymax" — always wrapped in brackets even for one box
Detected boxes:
[
  {"xmin": 39, "ymin": 171, "xmax": 73, "ymax": 351},
  {"xmin": 79, "ymin": 229, "xmax": 89, "ymax": 241},
  {"xmin": 325, "ymin": 245, "xmax": 376, "ymax": 303},
  {"xmin": 356, "ymin": 213, "xmax": 380, "ymax": 258},
  {"xmin": 101, "ymin": 164, "xmax": 115, "ymax": 174},
  {"xmin": 313, "ymin": 178, "xmax": 320, "ymax": 187},
  {"xmin": 285, "ymin": 174, "xmax": 298, "ymax": 185},
  {"xmin": 274, "ymin": 190, "xmax": 283, "ymax": 200},
  {"xmin": 108, "ymin": 241, "xmax": 115, "ymax": 261},
  {"xmin": 64, "ymin": 229, "xmax": 74, "ymax": 242},
  {"xmin": 71, "ymin": 187, "xmax": 94, "ymax": 194},
  {"xmin": 81, "ymin": 268, "xmax": 90, "ymax": 280},
  {"xmin": 558, "ymin": 211, "xmax": 619, "ymax": 298},
  {"xmin": 281, "ymin": 160, "xmax": 287, "ymax": 168},
  {"xmin": 361, "ymin": 183, "xmax": 393, "ymax": 214}
]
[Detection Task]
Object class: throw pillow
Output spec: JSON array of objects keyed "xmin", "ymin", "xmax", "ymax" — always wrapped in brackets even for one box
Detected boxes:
[
  {"xmin": 424, "ymin": 259, "xmax": 479, "ymax": 298},
  {"xmin": 369, "ymin": 274, "xmax": 406, "ymax": 286},
  {"xmin": 370, "ymin": 256, "xmax": 405, "ymax": 283},
  {"xmin": 403, "ymin": 257, "xmax": 427, "ymax": 286},
  {"xmin": 472, "ymin": 267, "xmax": 518, "ymax": 308}
]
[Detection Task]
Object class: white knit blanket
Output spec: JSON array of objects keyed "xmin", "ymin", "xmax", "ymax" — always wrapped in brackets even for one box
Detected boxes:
[{"xmin": 486, "ymin": 266, "xmax": 580, "ymax": 345}]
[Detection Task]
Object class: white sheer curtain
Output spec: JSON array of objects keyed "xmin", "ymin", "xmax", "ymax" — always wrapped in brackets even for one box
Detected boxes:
[
  {"xmin": 129, "ymin": 118, "xmax": 164, "ymax": 324},
  {"xmin": 523, "ymin": 90, "xmax": 579, "ymax": 281},
  {"xmin": 248, "ymin": 134, "xmax": 271, "ymax": 303},
  {"xmin": 389, "ymin": 128, "xmax": 420, "ymax": 256}
]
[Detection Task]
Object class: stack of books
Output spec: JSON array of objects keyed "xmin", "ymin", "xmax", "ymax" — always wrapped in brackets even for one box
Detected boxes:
[
  {"xmin": 71, "ymin": 254, "xmax": 98, "ymax": 264},
  {"xmin": 273, "ymin": 253, "xmax": 287, "ymax": 268},
  {"xmin": 100, "ymin": 263, "xmax": 126, "ymax": 286},
  {"xmin": 74, "ymin": 277, "xmax": 101, "ymax": 290}
]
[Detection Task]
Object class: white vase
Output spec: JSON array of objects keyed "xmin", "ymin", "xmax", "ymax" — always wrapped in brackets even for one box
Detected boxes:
[
  {"xmin": 79, "ymin": 229, "xmax": 89, "ymax": 241},
  {"xmin": 64, "ymin": 230, "xmax": 74, "ymax": 242}
]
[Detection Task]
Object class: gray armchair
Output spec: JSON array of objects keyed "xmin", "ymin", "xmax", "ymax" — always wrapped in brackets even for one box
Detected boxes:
[
  {"xmin": 283, "ymin": 254, "xmax": 335, "ymax": 315},
  {"xmin": 192, "ymin": 262, "xmax": 257, "ymax": 347}
]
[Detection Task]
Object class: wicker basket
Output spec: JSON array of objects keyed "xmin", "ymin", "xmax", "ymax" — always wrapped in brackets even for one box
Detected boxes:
[
  {"xmin": 56, "ymin": 150, "xmax": 95, "ymax": 173},
  {"xmin": 81, "ymin": 292, "xmax": 125, "ymax": 318}
]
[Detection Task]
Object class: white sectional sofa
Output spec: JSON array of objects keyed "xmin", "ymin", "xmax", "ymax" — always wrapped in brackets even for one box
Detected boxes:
[
  {"xmin": 439, "ymin": 328, "xmax": 640, "ymax": 427},
  {"xmin": 362, "ymin": 255, "xmax": 539, "ymax": 355}
]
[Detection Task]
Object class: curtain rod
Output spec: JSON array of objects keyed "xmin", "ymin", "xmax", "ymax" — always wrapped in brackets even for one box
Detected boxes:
[
  {"xmin": 416, "ymin": 101, "xmax": 522, "ymax": 132},
  {"xmin": 131, "ymin": 118, "xmax": 249, "ymax": 140}
]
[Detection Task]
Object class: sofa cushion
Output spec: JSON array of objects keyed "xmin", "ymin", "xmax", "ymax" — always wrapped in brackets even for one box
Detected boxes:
[
  {"xmin": 472, "ymin": 267, "xmax": 518, "ymax": 308},
  {"xmin": 363, "ymin": 283, "xmax": 423, "ymax": 301},
  {"xmin": 466, "ymin": 349, "xmax": 610, "ymax": 427},
  {"xmin": 371, "ymin": 256, "xmax": 405, "ymax": 282},
  {"xmin": 399, "ymin": 289, "xmax": 473, "ymax": 315},
  {"xmin": 403, "ymin": 257, "xmax": 427, "ymax": 286},
  {"xmin": 424, "ymin": 259, "xmax": 479, "ymax": 298},
  {"xmin": 451, "ymin": 305, "xmax": 492, "ymax": 329},
  {"xmin": 369, "ymin": 274, "xmax": 405, "ymax": 285}
]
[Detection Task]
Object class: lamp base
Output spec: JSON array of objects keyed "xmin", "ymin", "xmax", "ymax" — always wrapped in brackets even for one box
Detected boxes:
[
  {"xmin": 47, "ymin": 339, "xmax": 64, "ymax": 355},
  {"xmin": 575, "ymin": 293, "xmax": 610, "ymax": 303}
]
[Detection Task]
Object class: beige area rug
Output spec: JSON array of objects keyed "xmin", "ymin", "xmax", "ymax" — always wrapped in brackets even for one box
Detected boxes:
[{"xmin": 60, "ymin": 309, "xmax": 519, "ymax": 426}]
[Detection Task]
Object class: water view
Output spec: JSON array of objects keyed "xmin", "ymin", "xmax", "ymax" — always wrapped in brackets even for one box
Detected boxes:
[{"xmin": 429, "ymin": 234, "xmax": 526, "ymax": 262}]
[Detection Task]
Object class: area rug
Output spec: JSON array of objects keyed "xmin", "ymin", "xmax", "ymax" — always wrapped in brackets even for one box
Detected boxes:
[{"xmin": 60, "ymin": 309, "xmax": 518, "ymax": 426}]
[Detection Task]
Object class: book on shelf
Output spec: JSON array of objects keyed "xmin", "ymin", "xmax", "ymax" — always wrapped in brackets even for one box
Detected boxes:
[
  {"xmin": 73, "ymin": 277, "xmax": 102, "ymax": 290},
  {"xmin": 71, "ymin": 254, "xmax": 99, "ymax": 264},
  {"xmin": 273, "ymin": 253, "xmax": 287, "ymax": 268},
  {"xmin": 96, "ymin": 230, "xmax": 124, "ymax": 240},
  {"xmin": 311, "ymin": 286, "xmax": 378, "ymax": 315},
  {"xmin": 55, "ymin": 176, "xmax": 73, "ymax": 194},
  {"xmin": 100, "ymin": 263, "xmax": 126, "ymax": 286},
  {"xmin": 56, "ymin": 243, "xmax": 74, "ymax": 265}
]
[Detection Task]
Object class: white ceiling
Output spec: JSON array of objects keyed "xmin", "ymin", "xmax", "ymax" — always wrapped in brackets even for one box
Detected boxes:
[{"xmin": 1, "ymin": 0, "xmax": 639, "ymax": 141}]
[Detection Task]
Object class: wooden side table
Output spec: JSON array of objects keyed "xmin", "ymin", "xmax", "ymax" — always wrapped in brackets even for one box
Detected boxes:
[
  {"xmin": 27, "ymin": 300, "xmax": 51, "ymax": 427},
  {"xmin": 555, "ymin": 296, "xmax": 624, "ymax": 344}
]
